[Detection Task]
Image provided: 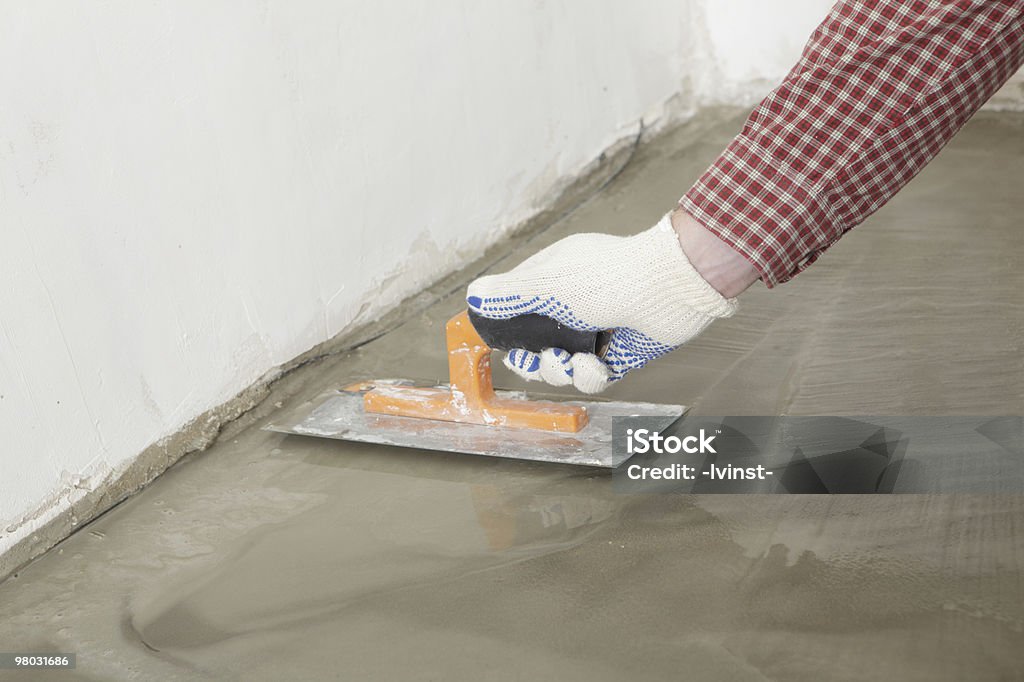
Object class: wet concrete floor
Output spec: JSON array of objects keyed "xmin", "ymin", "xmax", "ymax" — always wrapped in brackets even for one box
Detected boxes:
[{"xmin": 1, "ymin": 110, "xmax": 1022, "ymax": 681}]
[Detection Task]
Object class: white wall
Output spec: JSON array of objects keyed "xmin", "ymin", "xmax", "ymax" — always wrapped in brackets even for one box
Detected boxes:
[
  {"xmin": 0, "ymin": 1, "xmax": 697, "ymax": 555},
  {"xmin": 693, "ymin": 0, "xmax": 833, "ymax": 105}
]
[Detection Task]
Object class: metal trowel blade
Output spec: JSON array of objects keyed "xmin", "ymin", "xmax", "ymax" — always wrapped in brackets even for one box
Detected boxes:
[{"xmin": 263, "ymin": 387, "xmax": 685, "ymax": 468}]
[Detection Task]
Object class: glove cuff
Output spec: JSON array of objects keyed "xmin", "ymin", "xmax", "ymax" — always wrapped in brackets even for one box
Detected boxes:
[{"xmin": 643, "ymin": 213, "xmax": 739, "ymax": 320}]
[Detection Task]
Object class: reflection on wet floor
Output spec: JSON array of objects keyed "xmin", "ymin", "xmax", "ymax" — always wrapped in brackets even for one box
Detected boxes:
[{"xmin": 1, "ymin": 111, "xmax": 1022, "ymax": 681}]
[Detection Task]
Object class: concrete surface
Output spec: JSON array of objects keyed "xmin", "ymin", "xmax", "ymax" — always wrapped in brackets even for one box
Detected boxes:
[{"xmin": 1, "ymin": 110, "xmax": 1022, "ymax": 681}]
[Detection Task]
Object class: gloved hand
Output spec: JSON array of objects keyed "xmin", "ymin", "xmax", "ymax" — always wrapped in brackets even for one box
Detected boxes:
[{"xmin": 466, "ymin": 213, "xmax": 738, "ymax": 394}]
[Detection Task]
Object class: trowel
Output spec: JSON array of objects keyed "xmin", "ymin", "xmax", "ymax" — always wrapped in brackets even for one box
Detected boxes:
[{"xmin": 264, "ymin": 310, "xmax": 685, "ymax": 467}]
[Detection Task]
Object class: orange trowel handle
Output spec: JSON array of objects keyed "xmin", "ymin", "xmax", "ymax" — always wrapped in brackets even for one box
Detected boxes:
[
  {"xmin": 361, "ymin": 311, "xmax": 590, "ymax": 432},
  {"xmin": 445, "ymin": 311, "xmax": 497, "ymax": 407},
  {"xmin": 445, "ymin": 310, "xmax": 589, "ymax": 431}
]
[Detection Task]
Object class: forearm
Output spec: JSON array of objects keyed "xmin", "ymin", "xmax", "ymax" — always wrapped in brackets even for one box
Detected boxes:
[{"xmin": 672, "ymin": 208, "xmax": 759, "ymax": 298}]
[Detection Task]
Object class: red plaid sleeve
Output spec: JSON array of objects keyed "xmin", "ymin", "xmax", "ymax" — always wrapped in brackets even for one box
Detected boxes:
[{"xmin": 680, "ymin": 0, "xmax": 1024, "ymax": 287}]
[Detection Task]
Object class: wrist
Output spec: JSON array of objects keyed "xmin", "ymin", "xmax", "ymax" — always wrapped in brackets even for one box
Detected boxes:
[{"xmin": 670, "ymin": 208, "xmax": 759, "ymax": 298}]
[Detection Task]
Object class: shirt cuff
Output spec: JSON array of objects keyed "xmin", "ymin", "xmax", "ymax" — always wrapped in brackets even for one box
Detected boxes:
[{"xmin": 680, "ymin": 133, "xmax": 839, "ymax": 287}]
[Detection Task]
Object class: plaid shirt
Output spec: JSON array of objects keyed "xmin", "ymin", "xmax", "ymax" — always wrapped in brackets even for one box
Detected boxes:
[{"xmin": 681, "ymin": 0, "xmax": 1024, "ymax": 287}]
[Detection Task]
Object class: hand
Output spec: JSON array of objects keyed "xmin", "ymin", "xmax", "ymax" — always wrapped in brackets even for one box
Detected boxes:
[{"xmin": 466, "ymin": 213, "xmax": 738, "ymax": 394}]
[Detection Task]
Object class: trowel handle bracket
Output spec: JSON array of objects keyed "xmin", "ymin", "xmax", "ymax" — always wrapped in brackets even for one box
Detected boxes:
[{"xmin": 361, "ymin": 311, "xmax": 589, "ymax": 432}]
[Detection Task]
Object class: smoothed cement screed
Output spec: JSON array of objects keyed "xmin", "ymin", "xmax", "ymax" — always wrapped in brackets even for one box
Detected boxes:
[{"xmin": 0, "ymin": 112, "xmax": 1022, "ymax": 681}]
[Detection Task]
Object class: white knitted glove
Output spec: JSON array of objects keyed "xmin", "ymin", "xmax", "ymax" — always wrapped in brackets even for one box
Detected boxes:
[{"xmin": 466, "ymin": 213, "xmax": 738, "ymax": 394}]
